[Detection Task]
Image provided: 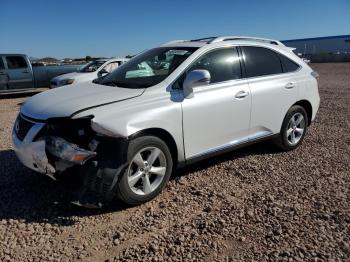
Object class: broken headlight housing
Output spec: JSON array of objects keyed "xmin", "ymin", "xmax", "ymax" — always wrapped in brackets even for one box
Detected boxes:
[{"xmin": 46, "ymin": 136, "xmax": 96, "ymax": 164}]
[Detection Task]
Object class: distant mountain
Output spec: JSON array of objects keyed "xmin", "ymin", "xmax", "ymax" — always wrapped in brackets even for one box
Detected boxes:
[
  {"xmin": 36, "ymin": 57, "xmax": 60, "ymax": 63},
  {"xmin": 29, "ymin": 57, "xmax": 39, "ymax": 61}
]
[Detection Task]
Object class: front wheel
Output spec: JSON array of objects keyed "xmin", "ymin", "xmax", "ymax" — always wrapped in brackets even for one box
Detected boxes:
[
  {"xmin": 274, "ymin": 105, "xmax": 308, "ymax": 151},
  {"xmin": 116, "ymin": 136, "xmax": 173, "ymax": 205}
]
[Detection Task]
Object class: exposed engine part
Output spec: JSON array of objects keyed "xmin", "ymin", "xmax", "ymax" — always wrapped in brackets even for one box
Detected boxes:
[
  {"xmin": 72, "ymin": 136, "xmax": 130, "ymax": 208},
  {"xmin": 88, "ymin": 139, "xmax": 99, "ymax": 151}
]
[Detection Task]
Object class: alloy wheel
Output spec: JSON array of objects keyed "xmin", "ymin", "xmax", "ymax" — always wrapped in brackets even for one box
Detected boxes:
[
  {"xmin": 286, "ymin": 112, "xmax": 305, "ymax": 145},
  {"xmin": 127, "ymin": 146, "xmax": 167, "ymax": 195}
]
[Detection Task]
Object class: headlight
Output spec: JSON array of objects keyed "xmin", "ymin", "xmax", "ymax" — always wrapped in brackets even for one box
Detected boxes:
[
  {"xmin": 46, "ymin": 136, "xmax": 96, "ymax": 164},
  {"xmin": 59, "ymin": 78, "xmax": 75, "ymax": 86}
]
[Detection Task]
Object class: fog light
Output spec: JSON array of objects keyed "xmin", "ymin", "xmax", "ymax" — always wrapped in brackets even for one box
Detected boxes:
[{"xmin": 46, "ymin": 136, "xmax": 96, "ymax": 164}]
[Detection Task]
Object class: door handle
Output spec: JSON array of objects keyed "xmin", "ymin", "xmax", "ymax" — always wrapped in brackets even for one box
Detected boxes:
[
  {"xmin": 235, "ymin": 90, "xmax": 249, "ymax": 99},
  {"xmin": 285, "ymin": 82, "xmax": 295, "ymax": 89},
  {"xmin": 22, "ymin": 70, "xmax": 30, "ymax": 73}
]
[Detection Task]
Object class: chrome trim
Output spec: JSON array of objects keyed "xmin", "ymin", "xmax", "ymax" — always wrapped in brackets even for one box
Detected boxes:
[
  {"xmin": 187, "ymin": 131, "xmax": 273, "ymax": 160},
  {"xmin": 19, "ymin": 113, "xmax": 37, "ymax": 124},
  {"xmin": 248, "ymin": 131, "xmax": 273, "ymax": 141}
]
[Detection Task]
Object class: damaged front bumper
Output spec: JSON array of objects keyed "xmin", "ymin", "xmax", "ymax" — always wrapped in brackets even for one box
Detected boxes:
[
  {"xmin": 12, "ymin": 114, "xmax": 129, "ymax": 208},
  {"xmin": 12, "ymin": 122, "xmax": 56, "ymax": 175},
  {"xmin": 12, "ymin": 123, "xmax": 97, "ymax": 176}
]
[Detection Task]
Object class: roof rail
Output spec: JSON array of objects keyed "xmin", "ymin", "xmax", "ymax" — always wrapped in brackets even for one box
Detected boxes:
[
  {"xmin": 190, "ymin": 36, "xmax": 218, "ymax": 42},
  {"xmin": 161, "ymin": 36, "xmax": 287, "ymax": 48},
  {"xmin": 161, "ymin": 40, "xmax": 187, "ymax": 46},
  {"xmin": 209, "ymin": 36, "xmax": 285, "ymax": 46},
  {"xmin": 162, "ymin": 37, "xmax": 218, "ymax": 45}
]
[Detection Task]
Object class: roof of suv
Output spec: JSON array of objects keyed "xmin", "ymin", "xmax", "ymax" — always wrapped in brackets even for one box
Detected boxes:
[
  {"xmin": 161, "ymin": 36, "xmax": 295, "ymax": 54},
  {"xmin": 162, "ymin": 35, "xmax": 283, "ymax": 46}
]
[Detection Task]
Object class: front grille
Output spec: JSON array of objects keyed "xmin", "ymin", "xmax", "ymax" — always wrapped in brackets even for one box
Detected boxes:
[{"xmin": 15, "ymin": 115, "xmax": 35, "ymax": 141}]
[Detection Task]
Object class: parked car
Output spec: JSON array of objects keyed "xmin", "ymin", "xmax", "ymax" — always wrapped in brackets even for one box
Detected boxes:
[
  {"xmin": 50, "ymin": 58, "xmax": 129, "ymax": 88},
  {"xmin": 12, "ymin": 36, "xmax": 320, "ymax": 208},
  {"xmin": 0, "ymin": 54, "xmax": 81, "ymax": 94}
]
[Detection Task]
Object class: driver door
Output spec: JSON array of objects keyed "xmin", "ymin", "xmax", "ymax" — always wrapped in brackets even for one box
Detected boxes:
[
  {"xmin": 4, "ymin": 55, "xmax": 34, "ymax": 90},
  {"xmin": 181, "ymin": 47, "xmax": 251, "ymax": 159}
]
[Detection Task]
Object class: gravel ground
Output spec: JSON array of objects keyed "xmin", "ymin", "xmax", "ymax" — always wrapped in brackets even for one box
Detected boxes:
[{"xmin": 0, "ymin": 63, "xmax": 349, "ymax": 261}]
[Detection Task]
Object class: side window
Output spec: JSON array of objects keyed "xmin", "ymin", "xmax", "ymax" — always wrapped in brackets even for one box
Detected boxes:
[
  {"xmin": 187, "ymin": 47, "xmax": 241, "ymax": 84},
  {"xmin": 0, "ymin": 57, "xmax": 4, "ymax": 70},
  {"xmin": 242, "ymin": 46, "xmax": 283, "ymax": 77},
  {"xmin": 5, "ymin": 56, "xmax": 28, "ymax": 69},
  {"xmin": 278, "ymin": 54, "xmax": 300, "ymax": 73}
]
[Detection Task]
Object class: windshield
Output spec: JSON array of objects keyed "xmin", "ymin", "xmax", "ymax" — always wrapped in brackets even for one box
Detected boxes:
[
  {"xmin": 79, "ymin": 61, "xmax": 106, "ymax": 72},
  {"xmin": 100, "ymin": 47, "xmax": 198, "ymax": 88}
]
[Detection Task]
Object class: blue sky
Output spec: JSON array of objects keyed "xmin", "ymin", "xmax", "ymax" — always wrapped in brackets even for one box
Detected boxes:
[{"xmin": 1, "ymin": 0, "xmax": 349, "ymax": 58}]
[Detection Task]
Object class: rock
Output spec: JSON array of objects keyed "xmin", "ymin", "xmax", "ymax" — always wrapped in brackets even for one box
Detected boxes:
[{"xmin": 113, "ymin": 239, "xmax": 120, "ymax": 246}]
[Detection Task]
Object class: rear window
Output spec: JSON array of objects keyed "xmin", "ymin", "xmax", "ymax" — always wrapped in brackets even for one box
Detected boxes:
[
  {"xmin": 6, "ymin": 56, "xmax": 28, "ymax": 69},
  {"xmin": 242, "ymin": 46, "xmax": 283, "ymax": 77},
  {"xmin": 279, "ymin": 54, "xmax": 300, "ymax": 73}
]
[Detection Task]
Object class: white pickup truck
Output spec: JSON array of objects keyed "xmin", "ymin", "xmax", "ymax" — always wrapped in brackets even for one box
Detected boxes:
[
  {"xmin": 50, "ymin": 58, "xmax": 129, "ymax": 88},
  {"xmin": 0, "ymin": 54, "xmax": 81, "ymax": 94}
]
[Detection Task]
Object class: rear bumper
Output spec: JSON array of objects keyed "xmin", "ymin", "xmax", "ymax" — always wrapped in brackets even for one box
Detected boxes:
[{"xmin": 12, "ymin": 122, "xmax": 55, "ymax": 174}]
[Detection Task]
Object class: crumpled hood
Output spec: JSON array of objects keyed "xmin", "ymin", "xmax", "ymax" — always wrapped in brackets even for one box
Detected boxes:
[{"xmin": 21, "ymin": 82, "xmax": 144, "ymax": 120}]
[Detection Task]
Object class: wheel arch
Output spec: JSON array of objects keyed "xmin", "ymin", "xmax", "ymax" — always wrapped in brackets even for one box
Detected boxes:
[
  {"xmin": 129, "ymin": 128, "xmax": 179, "ymax": 167},
  {"xmin": 293, "ymin": 100, "xmax": 313, "ymax": 126}
]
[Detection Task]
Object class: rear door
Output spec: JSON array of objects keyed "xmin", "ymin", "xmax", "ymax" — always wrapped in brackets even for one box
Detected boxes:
[
  {"xmin": 0, "ymin": 56, "xmax": 8, "ymax": 91},
  {"xmin": 4, "ymin": 55, "xmax": 34, "ymax": 90},
  {"xmin": 241, "ymin": 46, "xmax": 299, "ymax": 137}
]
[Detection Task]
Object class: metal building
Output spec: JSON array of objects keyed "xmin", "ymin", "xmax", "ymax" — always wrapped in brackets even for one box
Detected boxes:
[{"xmin": 281, "ymin": 35, "xmax": 350, "ymax": 55}]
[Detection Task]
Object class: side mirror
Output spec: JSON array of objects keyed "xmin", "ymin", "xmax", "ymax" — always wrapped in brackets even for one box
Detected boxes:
[
  {"xmin": 98, "ymin": 68, "xmax": 109, "ymax": 77},
  {"xmin": 183, "ymin": 70, "xmax": 211, "ymax": 98}
]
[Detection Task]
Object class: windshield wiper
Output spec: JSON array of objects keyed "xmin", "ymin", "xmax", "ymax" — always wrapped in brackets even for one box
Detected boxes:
[{"xmin": 99, "ymin": 80, "xmax": 129, "ymax": 87}]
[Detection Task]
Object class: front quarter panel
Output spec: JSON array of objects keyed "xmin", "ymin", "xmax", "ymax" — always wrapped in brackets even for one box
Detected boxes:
[{"xmin": 73, "ymin": 83, "xmax": 185, "ymax": 162}]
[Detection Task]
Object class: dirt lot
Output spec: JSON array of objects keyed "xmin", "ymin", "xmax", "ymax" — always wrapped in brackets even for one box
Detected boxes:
[{"xmin": 0, "ymin": 63, "xmax": 349, "ymax": 261}]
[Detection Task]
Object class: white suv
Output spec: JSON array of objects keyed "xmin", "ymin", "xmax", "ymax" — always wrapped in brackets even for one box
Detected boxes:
[
  {"xmin": 12, "ymin": 36, "xmax": 320, "ymax": 207},
  {"xmin": 50, "ymin": 58, "xmax": 129, "ymax": 88}
]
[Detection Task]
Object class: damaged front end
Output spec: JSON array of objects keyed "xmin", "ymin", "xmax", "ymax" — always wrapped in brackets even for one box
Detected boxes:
[{"xmin": 16, "ymin": 114, "xmax": 129, "ymax": 208}]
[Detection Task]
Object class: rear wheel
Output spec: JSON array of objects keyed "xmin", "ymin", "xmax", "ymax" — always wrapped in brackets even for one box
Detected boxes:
[
  {"xmin": 116, "ymin": 136, "xmax": 173, "ymax": 205},
  {"xmin": 275, "ymin": 105, "xmax": 308, "ymax": 151}
]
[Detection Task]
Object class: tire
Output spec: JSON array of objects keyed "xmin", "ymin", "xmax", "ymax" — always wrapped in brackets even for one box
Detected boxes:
[
  {"xmin": 116, "ymin": 136, "xmax": 173, "ymax": 205},
  {"xmin": 274, "ymin": 105, "xmax": 308, "ymax": 151}
]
